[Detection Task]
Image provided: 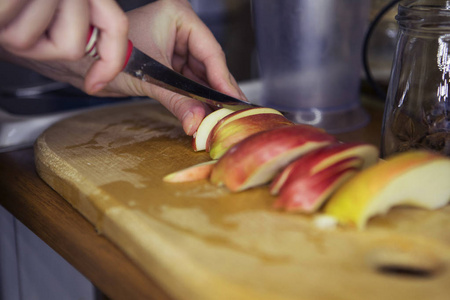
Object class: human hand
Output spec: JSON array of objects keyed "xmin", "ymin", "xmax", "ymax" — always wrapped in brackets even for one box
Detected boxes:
[
  {"xmin": 0, "ymin": 0, "xmax": 129, "ymax": 94},
  {"xmin": 0, "ymin": 0, "xmax": 247, "ymax": 136},
  {"xmin": 105, "ymin": 0, "xmax": 248, "ymax": 135}
]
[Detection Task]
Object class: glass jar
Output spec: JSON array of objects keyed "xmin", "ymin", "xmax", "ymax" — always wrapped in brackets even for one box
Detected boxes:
[{"xmin": 381, "ymin": 0, "xmax": 450, "ymax": 158}]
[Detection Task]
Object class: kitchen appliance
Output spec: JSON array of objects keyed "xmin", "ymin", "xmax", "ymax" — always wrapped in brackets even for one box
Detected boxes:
[{"xmin": 252, "ymin": 0, "xmax": 371, "ymax": 133}]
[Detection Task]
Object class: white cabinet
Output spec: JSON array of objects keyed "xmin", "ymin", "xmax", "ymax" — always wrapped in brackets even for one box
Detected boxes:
[{"xmin": 0, "ymin": 205, "xmax": 96, "ymax": 300}]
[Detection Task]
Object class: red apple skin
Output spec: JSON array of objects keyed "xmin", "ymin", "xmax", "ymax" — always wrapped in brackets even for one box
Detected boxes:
[
  {"xmin": 205, "ymin": 107, "xmax": 282, "ymax": 152},
  {"xmin": 270, "ymin": 142, "xmax": 379, "ymax": 195},
  {"xmin": 274, "ymin": 157, "xmax": 362, "ymax": 212},
  {"xmin": 209, "ymin": 113, "xmax": 294, "ymax": 159},
  {"xmin": 191, "ymin": 137, "xmax": 197, "ymax": 151},
  {"xmin": 210, "ymin": 124, "xmax": 338, "ymax": 192}
]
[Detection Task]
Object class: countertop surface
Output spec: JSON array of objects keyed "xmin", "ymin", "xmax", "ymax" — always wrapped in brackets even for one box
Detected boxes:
[{"xmin": 0, "ymin": 96, "xmax": 385, "ymax": 300}]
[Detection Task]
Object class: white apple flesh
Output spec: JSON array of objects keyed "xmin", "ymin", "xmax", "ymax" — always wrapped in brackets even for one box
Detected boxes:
[
  {"xmin": 205, "ymin": 107, "xmax": 283, "ymax": 152},
  {"xmin": 163, "ymin": 160, "xmax": 217, "ymax": 183},
  {"xmin": 192, "ymin": 108, "xmax": 236, "ymax": 152}
]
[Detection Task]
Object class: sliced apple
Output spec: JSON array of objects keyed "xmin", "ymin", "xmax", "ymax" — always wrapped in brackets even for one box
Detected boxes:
[
  {"xmin": 270, "ymin": 142, "xmax": 379, "ymax": 195},
  {"xmin": 163, "ymin": 160, "xmax": 217, "ymax": 183},
  {"xmin": 205, "ymin": 107, "xmax": 283, "ymax": 152},
  {"xmin": 273, "ymin": 157, "xmax": 362, "ymax": 212},
  {"xmin": 210, "ymin": 124, "xmax": 338, "ymax": 192},
  {"xmin": 324, "ymin": 150, "xmax": 450, "ymax": 229},
  {"xmin": 209, "ymin": 113, "xmax": 294, "ymax": 159},
  {"xmin": 192, "ymin": 108, "xmax": 236, "ymax": 152}
]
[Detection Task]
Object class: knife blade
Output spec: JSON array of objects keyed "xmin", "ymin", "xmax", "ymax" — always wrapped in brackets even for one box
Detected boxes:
[{"xmin": 86, "ymin": 27, "xmax": 255, "ymax": 109}]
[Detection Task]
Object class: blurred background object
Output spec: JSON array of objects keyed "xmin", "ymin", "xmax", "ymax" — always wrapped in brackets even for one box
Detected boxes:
[
  {"xmin": 252, "ymin": 0, "xmax": 371, "ymax": 133},
  {"xmin": 190, "ymin": 0, "xmax": 256, "ymax": 81},
  {"xmin": 381, "ymin": 0, "xmax": 450, "ymax": 157},
  {"xmin": 367, "ymin": 0, "xmax": 399, "ymax": 88},
  {"xmin": 362, "ymin": 0, "xmax": 400, "ymax": 100}
]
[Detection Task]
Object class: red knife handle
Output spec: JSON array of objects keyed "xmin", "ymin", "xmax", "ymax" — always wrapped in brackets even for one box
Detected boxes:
[{"xmin": 86, "ymin": 26, "xmax": 133, "ymax": 69}]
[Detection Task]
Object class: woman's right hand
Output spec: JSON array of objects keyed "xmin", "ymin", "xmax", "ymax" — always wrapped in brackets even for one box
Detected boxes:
[{"xmin": 0, "ymin": 0, "xmax": 129, "ymax": 94}]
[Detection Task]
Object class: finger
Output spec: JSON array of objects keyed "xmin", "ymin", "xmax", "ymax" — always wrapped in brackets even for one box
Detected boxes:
[
  {"xmin": 171, "ymin": 52, "xmax": 190, "ymax": 76},
  {"xmin": 0, "ymin": 0, "xmax": 59, "ymax": 52},
  {"xmin": 174, "ymin": 14, "xmax": 248, "ymax": 102},
  {"xmin": 0, "ymin": 0, "xmax": 28, "ymax": 28},
  {"xmin": 172, "ymin": 54, "xmax": 209, "ymax": 86},
  {"xmin": 15, "ymin": 0, "xmax": 90, "ymax": 60},
  {"xmin": 84, "ymin": 0, "xmax": 129, "ymax": 94},
  {"xmin": 43, "ymin": 0, "xmax": 90, "ymax": 60},
  {"xmin": 199, "ymin": 51, "xmax": 248, "ymax": 102},
  {"xmin": 178, "ymin": 54, "xmax": 248, "ymax": 105},
  {"xmin": 142, "ymin": 82, "xmax": 208, "ymax": 135},
  {"xmin": 181, "ymin": 48, "xmax": 248, "ymax": 102},
  {"xmin": 229, "ymin": 73, "xmax": 248, "ymax": 102}
]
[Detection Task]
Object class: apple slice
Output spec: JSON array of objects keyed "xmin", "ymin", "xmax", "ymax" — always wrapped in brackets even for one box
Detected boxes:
[
  {"xmin": 209, "ymin": 113, "xmax": 294, "ymax": 159},
  {"xmin": 210, "ymin": 124, "xmax": 338, "ymax": 192},
  {"xmin": 323, "ymin": 150, "xmax": 450, "ymax": 229},
  {"xmin": 273, "ymin": 157, "xmax": 362, "ymax": 212},
  {"xmin": 192, "ymin": 108, "xmax": 236, "ymax": 152},
  {"xmin": 270, "ymin": 142, "xmax": 379, "ymax": 195},
  {"xmin": 163, "ymin": 160, "xmax": 217, "ymax": 183},
  {"xmin": 205, "ymin": 107, "xmax": 283, "ymax": 152}
]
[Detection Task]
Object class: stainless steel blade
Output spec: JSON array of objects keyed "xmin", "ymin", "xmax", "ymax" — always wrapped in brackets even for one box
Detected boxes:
[{"xmin": 123, "ymin": 47, "xmax": 255, "ymax": 109}]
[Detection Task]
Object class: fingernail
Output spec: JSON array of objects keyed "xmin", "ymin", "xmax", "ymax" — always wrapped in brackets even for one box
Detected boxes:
[
  {"xmin": 92, "ymin": 82, "xmax": 106, "ymax": 93},
  {"xmin": 239, "ymin": 89, "xmax": 249, "ymax": 101},
  {"xmin": 228, "ymin": 74, "xmax": 247, "ymax": 101}
]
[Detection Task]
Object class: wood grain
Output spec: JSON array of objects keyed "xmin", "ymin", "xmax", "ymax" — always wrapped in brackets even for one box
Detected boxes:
[
  {"xmin": 33, "ymin": 100, "xmax": 450, "ymax": 300},
  {"xmin": 0, "ymin": 148, "xmax": 173, "ymax": 300}
]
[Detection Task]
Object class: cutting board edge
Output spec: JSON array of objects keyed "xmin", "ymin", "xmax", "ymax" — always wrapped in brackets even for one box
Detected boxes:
[
  {"xmin": 32, "ymin": 101, "xmax": 450, "ymax": 300},
  {"xmin": 34, "ymin": 131, "xmax": 300, "ymax": 300},
  {"xmin": 34, "ymin": 133, "xmax": 108, "ymax": 226}
]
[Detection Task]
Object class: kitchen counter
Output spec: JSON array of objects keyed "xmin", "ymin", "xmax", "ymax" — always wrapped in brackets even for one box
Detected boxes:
[
  {"xmin": 0, "ymin": 95, "xmax": 384, "ymax": 300},
  {"xmin": 0, "ymin": 146, "xmax": 173, "ymax": 300}
]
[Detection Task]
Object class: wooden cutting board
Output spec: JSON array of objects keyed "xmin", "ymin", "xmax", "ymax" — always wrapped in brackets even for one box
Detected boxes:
[{"xmin": 35, "ymin": 100, "xmax": 450, "ymax": 300}]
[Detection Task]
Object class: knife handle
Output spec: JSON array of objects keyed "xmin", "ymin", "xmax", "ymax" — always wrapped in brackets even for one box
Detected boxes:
[{"xmin": 85, "ymin": 26, "xmax": 133, "ymax": 69}]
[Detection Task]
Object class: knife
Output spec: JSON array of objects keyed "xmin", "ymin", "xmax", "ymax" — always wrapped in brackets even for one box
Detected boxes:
[{"xmin": 86, "ymin": 27, "xmax": 255, "ymax": 109}]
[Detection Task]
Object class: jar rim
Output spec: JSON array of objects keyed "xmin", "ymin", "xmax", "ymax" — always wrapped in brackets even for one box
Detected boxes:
[
  {"xmin": 399, "ymin": 0, "xmax": 450, "ymax": 11},
  {"xmin": 397, "ymin": 0, "xmax": 450, "ymax": 31}
]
